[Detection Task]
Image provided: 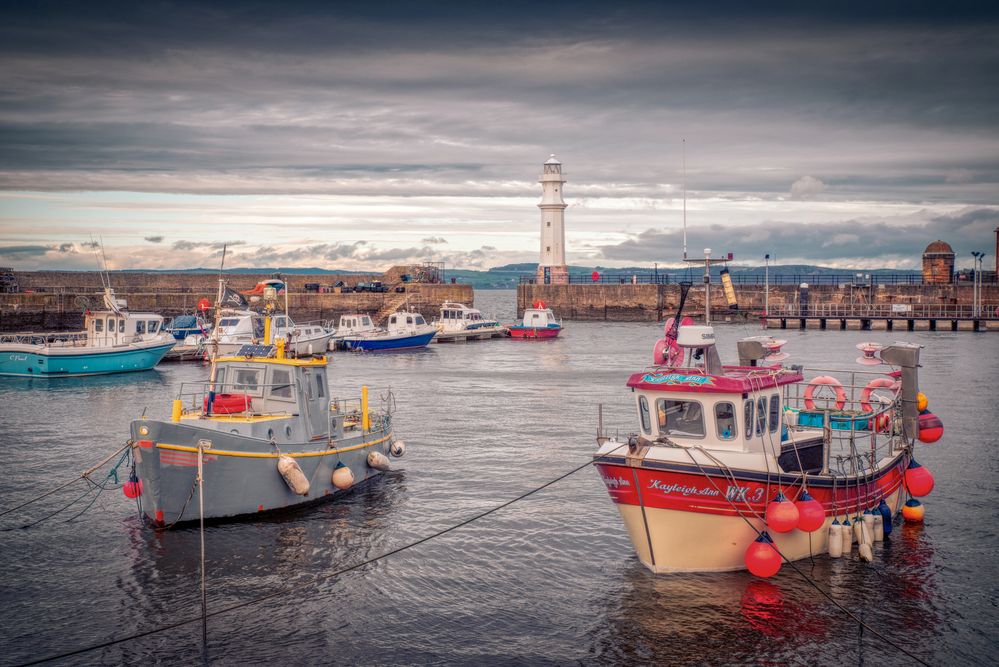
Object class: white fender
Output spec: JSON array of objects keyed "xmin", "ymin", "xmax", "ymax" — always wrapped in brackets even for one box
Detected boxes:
[
  {"xmin": 862, "ymin": 513, "xmax": 876, "ymax": 545},
  {"xmin": 853, "ymin": 518, "xmax": 864, "ymax": 544},
  {"xmin": 858, "ymin": 542, "xmax": 874, "ymax": 562},
  {"xmin": 390, "ymin": 439, "xmax": 406, "ymax": 458},
  {"xmin": 367, "ymin": 451, "xmax": 391, "ymax": 471},
  {"xmin": 841, "ymin": 520, "xmax": 853, "ymax": 556},
  {"xmin": 873, "ymin": 513, "xmax": 884, "ymax": 542},
  {"xmin": 277, "ymin": 455, "xmax": 310, "ymax": 496},
  {"xmin": 332, "ymin": 464, "xmax": 354, "ymax": 490},
  {"xmin": 827, "ymin": 522, "xmax": 843, "ymax": 558}
]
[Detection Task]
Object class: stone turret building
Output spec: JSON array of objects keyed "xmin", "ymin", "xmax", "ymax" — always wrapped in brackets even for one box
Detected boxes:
[{"xmin": 921, "ymin": 240, "xmax": 955, "ymax": 284}]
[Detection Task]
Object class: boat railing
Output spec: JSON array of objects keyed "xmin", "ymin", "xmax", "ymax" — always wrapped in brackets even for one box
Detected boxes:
[{"xmin": 0, "ymin": 331, "xmax": 92, "ymax": 347}]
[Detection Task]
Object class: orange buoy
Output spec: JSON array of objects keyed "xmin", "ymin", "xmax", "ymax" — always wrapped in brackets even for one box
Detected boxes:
[
  {"xmin": 794, "ymin": 491, "xmax": 825, "ymax": 532},
  {"xmin": 904, "ymin": 459, "xmax": 935, "ymax": 497},
  {"xmin": 765, "ymin": 492, "xmax": 799, "ymax": 533},
  {"xmin": 902, "ymin": 498, "xmax": 925, "ymax": 522},
  {"xmin": 917, "ymin": 411, "xmax": 944, "ymax": 443}
]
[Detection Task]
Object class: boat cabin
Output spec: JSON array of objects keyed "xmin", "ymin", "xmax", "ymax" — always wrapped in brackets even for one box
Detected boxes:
[
  {"xmin": 271, "ymin": 314, "xmax": 327, "ymax": 342},
  {"xmin": 519, "ymin": 307, "xmax": 560, "ymax": 329},
  {"xmin": 215, "ymin": 310, "xmax": 265, "ymax": 344},
  {"xmin": 335, "ymin": 314, "xmax": 377, "ymax": 337},
  {"xmin": 85, "ymin": 310, "xmax": 168, "ymax": 347},
  {"xmin": 387, "ymin": 311, "xmax": 429, "ymax": 334},
  {"xmin": 627, "ymin": 326, "xmax": 803, "ymax": 457},
  {"xmin": 436, "ymin": 302, "xmax": 498, "ymax": 331}
]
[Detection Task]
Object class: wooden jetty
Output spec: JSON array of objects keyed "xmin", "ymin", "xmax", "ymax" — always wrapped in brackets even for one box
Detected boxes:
[
  {"xmin": 433, "ymin": 326, "xmax": 509, "ymax": 343},
  {"xmin": 765, "ymin": 304, "xmax": 999, "ymax": 332}
]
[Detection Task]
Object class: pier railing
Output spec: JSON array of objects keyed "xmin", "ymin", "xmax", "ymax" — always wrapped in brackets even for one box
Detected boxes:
[
  {"xmin": 519, "ymin": 272, "xmax": 998, "ymax": 286},
  {"xmin": 766, "ymin": 303, "xmax": 999, "ymax": 319}
]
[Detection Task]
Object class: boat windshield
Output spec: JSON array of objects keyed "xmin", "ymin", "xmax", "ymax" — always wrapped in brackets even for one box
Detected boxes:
[{"xmin": 657, "ymin": 398, "xmax": 705, "ymax": 438}]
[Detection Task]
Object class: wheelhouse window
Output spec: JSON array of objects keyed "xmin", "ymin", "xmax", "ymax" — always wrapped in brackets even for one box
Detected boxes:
[
  {"xmin": 756, "ymin": 397, "xmax": 767, "ymax": 436},
  {"xmin": 136, "ymin": 321, "xmax": 146, "ymax": 335},
  {"xmin": 389, "ymin": 316, "xmax": 398, "ymax": 324},
  {"xmin": 315, "ymin": 371, "xmax": 325, "ymax": 398},
  {"xmin": 119, "ymin": 320, "xmax": 125, "ymax": 333},
  {"xmin": 744, "ymin": 400, "xmax": 754, "ymax": 438},
  {"xmin": 361, "ymin": 317, "xmax": 372, "ymax": 326},
  {"xmin": 219, "ymin": 318, "xmax": 239, "ymax": 328},
  {"xmin": 270, "ymin": 368, "xmax": 292, "ymax": 399},
  {"xmin": 147, "ymin": 320, "xmax": 159, "ymax": 333},
  {"xmin": 769, "ymin": 394, "xmax": 780, "ymax": 433},
  {"xmin": 656, "ymin": 399, "xmax": 705, "ymax": 438},
  {"xmin": 94, "ymin": 319, "xmax": 103, "ymax": 333},
  {"xmin": 638, "ymin": 395, "xmax": 651, "ymax": 435},
  {"xmin": 406, "ymin": 316, "xmax": 414, "ymax": 324},
  {"xmin": 715, "ymin": 402, "xmax": 736, "ymax": 440},
  {"xmin": 233, "ymin": 368, "xmax": 262, "ymax": 395},
  {"xmin": 415, "ymin": 315, "xmax": 426, "ymax": 325}
]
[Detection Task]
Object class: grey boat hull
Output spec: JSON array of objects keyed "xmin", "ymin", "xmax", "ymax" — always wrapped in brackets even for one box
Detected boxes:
[{"xmin": 130, "ymin": 418, "xmax": 395, "ymax": 526}]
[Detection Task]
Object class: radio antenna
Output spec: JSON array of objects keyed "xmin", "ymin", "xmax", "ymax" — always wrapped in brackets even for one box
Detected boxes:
[{"xmin": 682, "ymin": 138, "xmax": 688, "ymax": 261}]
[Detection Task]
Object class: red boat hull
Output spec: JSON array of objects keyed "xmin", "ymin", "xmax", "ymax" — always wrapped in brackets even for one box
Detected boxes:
[{"xmin": 509, "ymin": 327, "xmax": 561, "ymax": 339}]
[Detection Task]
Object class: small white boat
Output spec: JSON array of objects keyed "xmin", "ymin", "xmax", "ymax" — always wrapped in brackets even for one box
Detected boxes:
[
  {"xmin": 431, "ymin": 302, "xmax": 507, "ymax": 342},
  {"xmin": 211, "ymin": 310, "xmax": 331, "ymax": 357},
  {"xmin": 271, "ymin": 314, "xmax": 335, "ymax": 356}
]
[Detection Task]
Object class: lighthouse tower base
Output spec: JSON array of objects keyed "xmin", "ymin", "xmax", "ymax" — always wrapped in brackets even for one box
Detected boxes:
[{"xmin": 537, "ymin": 264, "xmax": 569, "ymax": 285}]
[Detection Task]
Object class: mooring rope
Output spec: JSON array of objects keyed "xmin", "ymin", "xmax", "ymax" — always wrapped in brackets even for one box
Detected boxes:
[{"xmin": 16, "ymin": 449, "xmax": 622, "ymax": 667}]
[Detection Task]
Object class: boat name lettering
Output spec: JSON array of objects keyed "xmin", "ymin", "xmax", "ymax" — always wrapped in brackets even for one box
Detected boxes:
[
  {"xmin": 725, "ymin": 485, "xmax": 764, "ymax": 503},
  {"xmin": 601, "ymin": 475, "xmax": 631, "ymax": 489},
  {"xmin": 8, "ymin": 354, "xmax": 28, "ymax": 361},
  {"xmin": 647, "ymin": 479, "xmax": 762, "ymax": 501},
  {"xmin": 642, "ymin": 373, "xmax": 715, "ymax": 386}
]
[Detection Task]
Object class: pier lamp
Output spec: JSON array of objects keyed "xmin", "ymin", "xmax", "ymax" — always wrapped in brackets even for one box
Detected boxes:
[
  {"xmin": 764, "ymin": 254, "xmax": 770, "ymax": 322},
  {"xmin": 971, "ymin": 251, "xmax": 985, "ymax": 317}
]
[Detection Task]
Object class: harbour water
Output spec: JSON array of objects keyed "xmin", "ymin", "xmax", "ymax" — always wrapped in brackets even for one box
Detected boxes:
[{"xmin": 0, "ymin": 291, "xmax": 996, "ymax": 665}]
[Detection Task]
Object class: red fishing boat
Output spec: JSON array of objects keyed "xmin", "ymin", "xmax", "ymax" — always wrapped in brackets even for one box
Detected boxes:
[
  {"xmin": 509, "ymin": 300, "xmax": 562, "ymax": 339},
  {"xmin": 593, "ymin": 285, "xmax": 940, "ymax": 575}
]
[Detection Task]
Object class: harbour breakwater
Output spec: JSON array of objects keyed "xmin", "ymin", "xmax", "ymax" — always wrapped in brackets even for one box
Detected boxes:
[
  {"xmin": 0, "ymin": 270, "xmax": 472, "ymax": 331},
  {"xmin": 518, "ymin": 283, "xmax": 999, "ymax": 330}
]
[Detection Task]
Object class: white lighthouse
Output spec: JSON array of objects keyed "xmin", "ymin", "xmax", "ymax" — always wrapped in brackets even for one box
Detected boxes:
[{"xmin": 536, "ymin": 154, "xmax": 569, "ymax": 285}]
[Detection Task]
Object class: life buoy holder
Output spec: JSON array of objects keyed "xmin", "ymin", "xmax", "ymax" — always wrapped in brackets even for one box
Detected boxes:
[
  {"xmin": 860, "ymin": 378, "xmax": 899, "ymax": 412},
  {"xmin": 803, "ymin": 376, "xmax": 847, "ymax": 410}
]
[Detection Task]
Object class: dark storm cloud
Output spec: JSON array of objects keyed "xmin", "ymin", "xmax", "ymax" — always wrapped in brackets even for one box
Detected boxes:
[
  {"xmin": 0, "ymin": 243, "xmax": 77, "ymax": 258},
  {"xmin": 597, "ymin": 207, "xmax": 999, "ymax": 264},
  {"xmin": 144, "ymin": 236, "xmax": 164, "ymax": 243},
  {"xmin": 0, "ymin": 1, "xmax": 997, "ymax": 201}
]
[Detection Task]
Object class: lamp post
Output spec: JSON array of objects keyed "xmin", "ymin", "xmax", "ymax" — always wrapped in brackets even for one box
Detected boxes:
[
  {"xmin": 971, "ymin": 252, "xmax": 985, "ymax": 317},
  {"xmin": 764, "ymin": 253, "xmax": 770, "ymax": 326}
]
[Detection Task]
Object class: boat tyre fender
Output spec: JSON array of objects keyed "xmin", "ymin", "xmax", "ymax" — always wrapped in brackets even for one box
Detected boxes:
[
  {"xmin": 860, "ymin": 377, "xmax": 900, "ymax": 413},
  {"xmin": 803, "ymin": 376, "xmax": 847, "ymax": 411}
]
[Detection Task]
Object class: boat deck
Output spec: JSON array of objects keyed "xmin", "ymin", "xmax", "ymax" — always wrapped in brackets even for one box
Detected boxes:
[{"xmin": 433, "ymin": 326, "xmax": 509, "ymax": 343}]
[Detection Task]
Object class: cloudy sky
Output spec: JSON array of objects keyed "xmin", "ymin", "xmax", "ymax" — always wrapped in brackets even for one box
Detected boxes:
[{"xmin": 1, "ymin": 1, "xmax": 997, "ymax": 271}]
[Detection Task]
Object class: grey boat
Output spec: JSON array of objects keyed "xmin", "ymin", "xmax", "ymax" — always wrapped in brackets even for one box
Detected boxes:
[{"xmin": 129, "ymin": 344, "xmax": 403, "ymax": 526}]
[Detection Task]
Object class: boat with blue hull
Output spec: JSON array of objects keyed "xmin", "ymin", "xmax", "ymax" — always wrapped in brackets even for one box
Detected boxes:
[
  {"xmin": 334, "ymin": 311, "xmax": 437, "ymax": 351},
  {"xmin": 0, "ymin": 290, "xmax": 175, "ymax": 378}
]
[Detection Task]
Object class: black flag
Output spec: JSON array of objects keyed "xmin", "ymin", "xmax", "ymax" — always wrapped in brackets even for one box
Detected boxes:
[{"xmin": 221, "ymin": 287, "xmax": 249, "ymax": 308}]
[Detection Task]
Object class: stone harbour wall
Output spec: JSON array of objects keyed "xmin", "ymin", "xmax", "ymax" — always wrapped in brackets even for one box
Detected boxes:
[{"xmin": 518, "ymin": 283, "xmax": 999, "ymax": 322}]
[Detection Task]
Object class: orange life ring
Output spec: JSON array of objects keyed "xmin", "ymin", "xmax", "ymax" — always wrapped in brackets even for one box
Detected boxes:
[
  {"xmin": 803, "ymin": 376, "xmax": 847, "ymax": 410},
  {"xmin": 860, "ymin": 377, "xmax": 899, "ymax": 412}
]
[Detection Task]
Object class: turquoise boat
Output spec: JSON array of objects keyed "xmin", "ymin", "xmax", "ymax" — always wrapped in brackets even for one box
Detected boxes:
[{"xmin": 0, "ymin": 289, "xmax": 175, "ymax": 378}]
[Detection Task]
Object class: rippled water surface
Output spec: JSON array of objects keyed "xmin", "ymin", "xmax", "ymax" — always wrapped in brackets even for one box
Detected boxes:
[{"xmin": 1, "ymin": 291, "xmax": 996, "ymax": 665}]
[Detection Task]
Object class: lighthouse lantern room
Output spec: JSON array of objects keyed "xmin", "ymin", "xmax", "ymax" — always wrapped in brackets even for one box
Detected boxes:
[{"xmin": 536, "ymin": 154, "xmax": 569, "ymax": 285}]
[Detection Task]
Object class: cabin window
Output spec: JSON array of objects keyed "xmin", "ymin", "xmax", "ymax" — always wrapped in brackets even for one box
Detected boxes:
[
  {"xmin": 656, "ymin": 399, "xmax": 705, "ymax": 438},
  {"xmin": 214, "ymin": 368, "xmax": 226, "ymax": 391},
  {"xmin": 715, "ymin": 402, "xmax": 736, "ymax": 440},
  {"xmin": 315, "ymin": 371, "xmax": 325, "ymax": 398},
  {"xmin": 119, "ymin": 320, "xmax": 125, "ymax": 333},
  {"xmin": 270, "ymin": 368, "xmax": 292, "ymax": 399},
  {"xmin": 390, "ymin": 316, "xmax": 397, "ymax": 324},
  {"xmin": 233, "ymin": 368, "xmax": 262, "ymax": 394},
  {"xmin": 756, "ymin": 397, "xmax": 767, "ymax": 436},
  {"xmin": 136, "ymin": 321, "xmax": 146, "ymax": 334},
  {"xmin": 638, "ymin": 395, "xmax": 651, "ymax": 435},
  {"xmin": 769, "ymin": 394, "xmax": 780, "ymax": 433},
  {"xmin": 147, "ymin": 320, "xmax": 159, "ymax": 333},
  {"xmin": 94, "ymin": 319, "xmax": 103, "ymax": 333},
  {"xmin": 219, "ymin": 318, "xmax": 239, "ymax": 327},
  {"xmin": 362, "ymin": 317, "xmax": 371, "ymax": 326},
  {"xmin": 275, "ymin": 317, "xmax": 286, "ymax": 328},
  {"xmin": 415, "ymin": 315, "xmax": 426, "ymax": 325},
  {"xmin": 407, "ymin": 316, "xmax": 414, "ymax": 324},
  {"xmin": 531, "ymin": 313, "xmax": 540, "ymax": 321},
  {"xmin": 253, "ymin": 319, "xmax": 264, "ymax": 338},
  {"xmin": 744, "ymin": 400, "xmax": 754, "ymax": 438}
]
